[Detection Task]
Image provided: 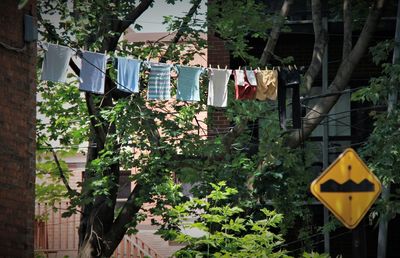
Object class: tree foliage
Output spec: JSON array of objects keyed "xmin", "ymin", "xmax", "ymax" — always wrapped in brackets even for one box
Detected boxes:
[
  {"xmin": 166, "ymin": 182, "xmax": 328, "ymax": 258},
  {"xmin": 36, "ymin": 0, "xmax": 394, "ymax": 257},
  {"xmin": 352, "ymin": 40, "xmax": 400, "ymax": 218}
]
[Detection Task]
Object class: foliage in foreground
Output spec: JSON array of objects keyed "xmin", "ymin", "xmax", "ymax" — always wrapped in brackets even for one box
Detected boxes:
[{"xmin": 163, "ymin": 182, "xmax": 328, "ymax": 258}]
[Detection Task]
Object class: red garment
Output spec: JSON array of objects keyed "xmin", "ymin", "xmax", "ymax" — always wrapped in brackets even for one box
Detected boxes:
[{"xmin": 233, "ymin": 69, "xmax": 257, "ymax": 100}]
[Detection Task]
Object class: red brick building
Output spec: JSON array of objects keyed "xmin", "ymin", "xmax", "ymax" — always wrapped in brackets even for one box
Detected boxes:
[{"xmin": 0, "ymin": 0, "xmax": 36, "ymax": 256}]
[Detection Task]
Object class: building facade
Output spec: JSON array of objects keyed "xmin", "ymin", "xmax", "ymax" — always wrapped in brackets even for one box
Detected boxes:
[{"xmin": 0, "ymin": 0, "xmax": 37, "ymax": 257}]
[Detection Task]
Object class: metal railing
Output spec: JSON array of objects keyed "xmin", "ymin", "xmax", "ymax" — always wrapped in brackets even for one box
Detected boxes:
[
  {"xmin": 35, "ymin": 202, "xmax": 162, "ymax": 258},
  {"xmin": 113, "ymin": 235, "xmax": 160, "ymax": 258}
]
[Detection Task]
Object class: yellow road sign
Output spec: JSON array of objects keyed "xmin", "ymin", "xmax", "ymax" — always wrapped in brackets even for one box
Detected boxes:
[{"xmin": 310, "ymin": 148, "xmax": 382, "ymax": 229}]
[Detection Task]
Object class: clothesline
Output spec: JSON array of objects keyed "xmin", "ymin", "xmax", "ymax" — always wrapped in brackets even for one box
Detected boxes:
[
  {"xmin": 39, "ymin": 41, "xmax": 291, "ymax": 108},
  {"xmin": 39, "ymin": 41, "xmax": 375, "ymax": 133}
]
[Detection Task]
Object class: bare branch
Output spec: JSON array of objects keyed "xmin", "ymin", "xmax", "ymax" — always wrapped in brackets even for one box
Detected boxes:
[
  {"xmin": 343, "ymin": 0, "xmax": 353, "ymax": 58},
  {"xmin": 160, "ymin": 0, "xmax": 203, "ymax": 62},
  {"xmin": 47, "ymin": 143, "xmax": 79, "ymax": 197},
  {"xmin": 303, "ymin": 0, "xmax": 327, "ymax": 92},
  {"xmin": 120, "ymin": 0, "xmax": 155, "ymax": 33},
  {"xmin": 259, "ymin": 0, "xmax": 294, "ymax": 66},
  {"xmin": 99, "ymin": 0, "xmax": 155, "ymax": 51},
  {"xmin": 286, "ymin": 0, "xmax": 386, "ymax": 148}
]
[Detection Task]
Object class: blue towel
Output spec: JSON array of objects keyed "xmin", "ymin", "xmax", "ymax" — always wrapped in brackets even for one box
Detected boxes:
[
  {"xmin": 147, "ymin": 63, "xmax": 172, "ymax": 100},
  {"xmin": 79, "ymin": 51, "xmax": 107, "ymax": 94},
  {"xmin": 41, "ymin": 43, "xmax": 72, "ymax": 83},
  {"xmin": 117, "ymin": 57, "xmax": 141, "ymax": 93},
  {"xmin": 176, "ymin": 65, "xmax": 204, "ymax": 102}
]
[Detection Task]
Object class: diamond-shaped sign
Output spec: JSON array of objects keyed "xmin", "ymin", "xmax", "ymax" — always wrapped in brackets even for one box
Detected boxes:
[{"xmin": 310, "ymin": 148, "xmax": 382, "ymax": 229}]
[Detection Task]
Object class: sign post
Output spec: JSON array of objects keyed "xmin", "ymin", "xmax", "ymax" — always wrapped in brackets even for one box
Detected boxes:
[{"xmin": 310, "ymin": 148, "xmax": 382, "ymax": 229}]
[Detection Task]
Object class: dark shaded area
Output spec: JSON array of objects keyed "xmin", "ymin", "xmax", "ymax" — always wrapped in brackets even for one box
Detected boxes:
[{"xmin": 320, "ymin": 179, "xmax": 375, "ymax": 192}]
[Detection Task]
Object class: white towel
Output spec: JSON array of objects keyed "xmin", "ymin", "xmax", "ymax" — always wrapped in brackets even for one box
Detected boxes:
[
  {"xmin": 41, "ymin": 43, "xmax": 72, "ymax": 83},
  {"xmin": 207, "ymin": 68, "xmax": 232, "ymax": 107}
]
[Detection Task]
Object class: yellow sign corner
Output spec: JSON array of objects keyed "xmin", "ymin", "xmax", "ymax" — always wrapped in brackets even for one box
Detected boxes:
[{"xmin": 310, "ymin": 148, "xmax": 382, "ymax": 229}]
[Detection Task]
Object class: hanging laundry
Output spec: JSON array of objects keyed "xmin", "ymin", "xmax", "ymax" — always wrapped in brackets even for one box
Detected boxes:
[
  {"xmin": 278, "ymin": 67, "xmax": 301, "ymax": 130},
  {"xmin": 147, "ymin": 63, "xmax": 172, "ymax": 100},
  {"xmin": 234, "ymin": 69, "xmax": 245, "ymax": 86},
  {"xmin": 255, "ymin": 69, "xmax": 278, "ymax": 101},
  {"xmin": 41, "ymin": 43, "xmax": 73, "ymax": 83},
  {"xmin": 233, "ymin": 69, "xmax": 257, "ymax": 100},
  {"xmin": 79, "ymin": 51, "xmax": 107, "ymax": 94},
  {"xmin": 245, "ymin": 69, "xmax": 257, "ymax": 86},
  {"xmin": 117, "ymin": 57, "xmax": 141, "ymax": 93},
  {"xmin": 176, "ymin": 65, "xmax": 204, "ymax": 102},
  {"xmin": 208, "ymin": 68, "xmax": 232, "ymax": 107}
]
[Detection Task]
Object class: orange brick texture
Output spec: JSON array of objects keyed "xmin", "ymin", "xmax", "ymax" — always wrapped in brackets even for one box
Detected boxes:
[
  {"xmin": 207, "ymin": 31, "xmax": 231, "ymax": 138},
  {"xmin": 0, "ymin": 0, "xmax": 37, "ymax": 257}
]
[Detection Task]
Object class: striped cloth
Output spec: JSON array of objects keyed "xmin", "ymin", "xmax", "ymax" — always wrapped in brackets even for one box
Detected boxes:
[{"xmin": 147, "ymin": 63, "xmax": 172, "ymax": 100}]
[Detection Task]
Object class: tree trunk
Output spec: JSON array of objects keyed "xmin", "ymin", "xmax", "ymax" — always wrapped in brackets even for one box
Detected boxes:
[
  {"xmin": 259, "ymin": 0, "xmax": 293, "ymax": 66},
  {"xmin": 285, "ymin": 0, "xmax": 386, "ymax": 148},
  {"xmin": 78, "ymin": 240, "xmax": 94, "ymax": 258},
  {"xmin": 303, "ymin": 0, "xmax": 327, "ymax": 92}
]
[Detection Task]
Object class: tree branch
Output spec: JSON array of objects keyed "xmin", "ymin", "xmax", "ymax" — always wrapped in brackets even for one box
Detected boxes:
[
  {"xmin": 47, "ymin": 143, "xmax": 79, "ymax": 197},
  {"xmin": 68, "ymin": 58, "xmax": 106, "ymax": 148},
  {"xmin": 286, "ymin": 0, "xmax": 386, "ymax": 148},
  {"xmin": 343, "ymin": 0, "xmax": 353, "ymax": 58},
  {"xmin": 101, "ymin": 0, "xmax": 155, "ymax": 51},
  {"xmin": 103, "ymin": 183, "xmax": 143, "ymax": 257},
  {"xmin": 303, "ymin": 0, "xmax": 327, "ymax": 92},
  {"xmin": 120, "ymin": 0, "xmax": 155, "ymax": 33},
  {"xmin": 160, "ymin": 0, "xmax": 202, "ymax": 62},
  {"xmin": 259, "ymin": 0, "xmax": 294, "ymax": 66},
  {"xmin": 219, "ymin": 0, "xmax": 293, "ymax": 152}
]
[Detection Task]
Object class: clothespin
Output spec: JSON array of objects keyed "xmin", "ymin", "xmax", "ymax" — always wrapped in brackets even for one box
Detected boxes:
[
  {"xmin": 265, "ymin": 66, "xmax": 268, "ymax": 71},
  {"xmin": 224, "ymin": 65, "xmax": 227, "ymax": 70},
  {"xmin": 294, "ymin": 64, "xmax": 298, "ymax": 70},
  {"xmin": 37, "ymin": 41, "xmax": 45, "ymax": 50},
  {"xmin": 277, "ymin": 66, "xmax": 281, "ymax": 72},
  {"xmin": 209, "ymin": 64, "xmax": 212, "ymax": 69},
  {"xmin": 238, "ymin": 66, "xmax": 241, "ymax": 71},
  {"xmin": 76, "ymin": 49, "xmax": 83, "ymax": 57},
  {"xmin": 289, "ymin": 65, "xmax": 293, "ymax": 70},
  {"xmin": 217, "ymin": 65, "xmax": 220, "ymax": 70}
]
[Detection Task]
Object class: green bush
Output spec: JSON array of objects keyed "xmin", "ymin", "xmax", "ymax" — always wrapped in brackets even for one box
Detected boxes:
[{"xmin": 165, "ymin": 181, "xmax": 328, "ymax": 258}]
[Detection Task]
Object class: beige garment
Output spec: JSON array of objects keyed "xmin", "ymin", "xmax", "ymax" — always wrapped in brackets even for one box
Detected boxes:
[{"xmin": 255, "ymin": 70, "xmax": 278, "ymax": 100}]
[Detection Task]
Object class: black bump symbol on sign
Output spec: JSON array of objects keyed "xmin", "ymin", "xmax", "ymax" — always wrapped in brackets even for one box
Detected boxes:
[{"xmin": 320, "ymin": 179, "xmax": 375, "ymax": 192}]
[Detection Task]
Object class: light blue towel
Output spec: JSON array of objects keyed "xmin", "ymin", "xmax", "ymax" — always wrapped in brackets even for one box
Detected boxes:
[
  {"xmin": 79, "ymin": 51, "xmax": 107, "ymax": 94},
  {"xmin": 117, "ymin": 57, "xmax": 141, "ymax": 93},
  {"xmin": 147, "ymin": 63, "xmax": 172, "ymax": 100},
  {"xmin": 41, "ymin": 43, "xmax": 72, "ymax": 83},
  {"xmin": 176, "ymin": 65, "xmax": 204, "ymax": 102}
]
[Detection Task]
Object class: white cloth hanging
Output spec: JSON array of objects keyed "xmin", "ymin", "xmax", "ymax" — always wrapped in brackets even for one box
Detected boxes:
[
  {"xmin": 79, "ymin": 51, "xmax": 107, "ymax": 94},
  {"xmin": 41, "ymin": 43, "xmax": 72, "ymax": 83},
  {"xmin": 207, "ymin": 68, "xmax": 232, "ymax": 107}
]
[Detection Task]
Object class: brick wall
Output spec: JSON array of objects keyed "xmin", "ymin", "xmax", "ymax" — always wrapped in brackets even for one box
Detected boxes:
[
  {"xmin": 0, "ymin": 0, "xmax": 36, "ymax": 257},
  {"xmin": 207, "ymin": 33, "xmax": 231, "ymax": 138}
]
